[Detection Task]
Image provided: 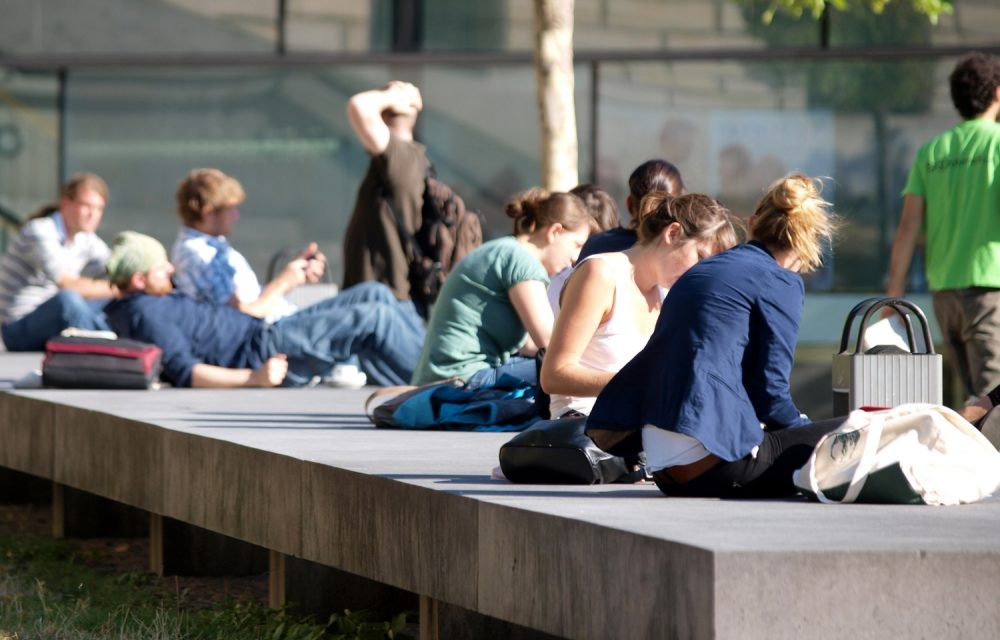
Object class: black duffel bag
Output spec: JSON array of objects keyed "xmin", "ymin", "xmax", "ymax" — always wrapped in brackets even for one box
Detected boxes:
[{"xmin": 498, "ymin": 416, "xmax": 645, "ymax": 485}]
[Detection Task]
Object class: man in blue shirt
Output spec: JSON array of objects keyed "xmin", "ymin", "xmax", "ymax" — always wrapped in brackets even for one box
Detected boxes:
[{"xmin": 103, "ymin": 232, "xmax": 424, "ymax": 388}]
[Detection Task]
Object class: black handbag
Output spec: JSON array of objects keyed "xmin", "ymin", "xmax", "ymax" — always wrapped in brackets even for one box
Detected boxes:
[{"xmin": 498, "ymin": 416, "xmax": 645, "ymax": 485}]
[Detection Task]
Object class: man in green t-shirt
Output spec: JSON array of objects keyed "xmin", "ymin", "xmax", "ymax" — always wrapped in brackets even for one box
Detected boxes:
[{"xmin": 886, "ymin": 53, "xmax": 1000, "ymax": 413}]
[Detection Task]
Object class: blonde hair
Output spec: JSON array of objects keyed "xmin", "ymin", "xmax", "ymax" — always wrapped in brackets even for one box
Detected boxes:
[
  {"xmin": 750, "ymin": 174, "xmax": 838, "ymax": 274},
  {"xmin": 505, "ymin": 188, "xmax": 593, "ymax": 235},
  {"xmin": 175, "ymin": 168, "xmax": 245, "ymax": 226},
  {"xmin": 636, "ymin": 192, "xmax": 739, "ymax": 254}
]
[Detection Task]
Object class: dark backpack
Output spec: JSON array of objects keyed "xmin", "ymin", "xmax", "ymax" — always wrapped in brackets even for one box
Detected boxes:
[{"xmin": 406, "ymin": 176, "xmax": 484, "ymax": 316}]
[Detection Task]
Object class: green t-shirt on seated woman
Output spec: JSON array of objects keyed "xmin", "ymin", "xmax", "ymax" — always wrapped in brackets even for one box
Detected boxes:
[{"xmin": 412, "ymin": 235, "xmax": 549, "ymax": 384}]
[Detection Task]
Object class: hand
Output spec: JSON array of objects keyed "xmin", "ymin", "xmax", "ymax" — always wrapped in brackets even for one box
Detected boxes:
[
  {"xmin": 298, "ymin": 242, "xmax": 327, "ymax": 284},
  {"xmin": 385, "ymin": 80, "xmax": 422, "ymax": 113},
  {"xmin": 250, "ymin": 354, "xmax": 288, "ymax": 387},
  {"xmin": 279, "ymin": 258, "xmax": 309, "ymax": 289}
]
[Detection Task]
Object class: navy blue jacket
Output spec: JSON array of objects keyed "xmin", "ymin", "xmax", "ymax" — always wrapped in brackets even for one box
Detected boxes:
[
  {"xmin": 587, "ymin": 242, "xmax": 809, "ymax": 461},
  {"xmin": 578, "ymin": 227, "xmax": 637, "ymax": 261},
  {"xmin": 105, "ymin": 292, "xmax": 267, "ymax": 387}
]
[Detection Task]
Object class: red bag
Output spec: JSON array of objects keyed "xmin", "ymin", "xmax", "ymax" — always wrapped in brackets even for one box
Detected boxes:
[{"xmin": 42, "ymin": 336, "xmax": 162, "ymax": 389}]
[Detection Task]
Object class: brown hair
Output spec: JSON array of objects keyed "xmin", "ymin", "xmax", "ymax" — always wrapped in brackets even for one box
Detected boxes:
[
  {"xmin": 626, "ymin": 159, "xmax": 686, "ymax": 226},
  {"xmin": 750, "ymin": 174, "xmax": 838, "ymax": 273},
  {"xmin": 505, "ymin": 188, "xmax": 593, "ymax": 236},
  {"xmin": 637, "ymin": 192, "xmax": 738, "ymax": 254},
  {"xmin": 27, "ymin": 172, "xmax": 109, "ymax": 222},
  {"xmin": 175, "ymin": 168, "xmax": 245, "ymax": 227},
  {"xmin": 570, "ymin": 183, "xmax": 620, "ymax": 232}
]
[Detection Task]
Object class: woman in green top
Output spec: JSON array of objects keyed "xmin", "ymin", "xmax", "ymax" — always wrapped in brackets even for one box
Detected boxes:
[{"xmin": 412, "ymin": 188, "xmax": 595, "ymax": 387}]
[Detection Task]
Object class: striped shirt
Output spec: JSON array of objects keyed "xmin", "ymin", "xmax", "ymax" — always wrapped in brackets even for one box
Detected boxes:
[
  {"xmin": 171, "ymin": 226, "xmax": 296, "ymax": 324},
  {"xmin": 0, "ymin": 213, "xmax": 110, "ymax": 324}
]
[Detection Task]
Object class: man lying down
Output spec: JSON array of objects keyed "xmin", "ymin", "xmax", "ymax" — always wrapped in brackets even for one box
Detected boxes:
[{"xmin": 103, "ymin": 231, "xmax": 425, "ymax": 388}]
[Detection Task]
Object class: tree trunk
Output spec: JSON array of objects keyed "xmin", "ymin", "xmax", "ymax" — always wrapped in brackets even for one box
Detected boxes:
[{"xmin": 533, "ymin": 0, "xmax": 578, "ymax": 191}]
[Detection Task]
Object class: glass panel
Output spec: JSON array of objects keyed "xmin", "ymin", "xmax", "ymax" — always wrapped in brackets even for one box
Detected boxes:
[
  {"xmin": 0, "ymin": 68, "xmax": 59, "ymax": 231},
  {"xmin": 422, "ymin": 0, "xmax": 506, "ymax": 51},
  {"xmin": 503, "ymin": 0, "xmax": 800, "ymax": 51},
  {"xmin": 596, "ymin": 56, "xmax": 960, "ymax": 294},
  {"xmin": 420, "ymin": 63, "xmax": 593, "ymax": 235},
  {"xmin": 285, "ymin": 0, "xmax": 385, "ymax": 52},
  {"xmin": 62, "ymin": 64, "xmax": 590, "ymax": 283},
  {"xmin": 64, "ymin": 68, "xmax": 382, "ymax": 280},
  {"xmin": 0, "ymin": 0, "xmax": 276, "ymax": 54}
]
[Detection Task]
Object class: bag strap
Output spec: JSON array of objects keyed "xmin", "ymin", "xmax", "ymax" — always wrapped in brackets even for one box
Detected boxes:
[
  {"xmin": 839, "ymin": 412, "xmax": 885, "ymax": 503},
  {"xmin": 364, "ymin": 385, "xmax": 417, "ymax": 420},
  {"xmin": 806, "ymin": 411, "xmax": 886, "ymax": 504},
  {"xmin": 375, "ymin": 163, "xmax": 432, "ymax": 264}
]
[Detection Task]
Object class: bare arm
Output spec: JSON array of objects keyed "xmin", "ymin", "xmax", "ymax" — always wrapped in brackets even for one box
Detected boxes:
[
  {"xmin": 190, "ymin": 355, "xmax": 288, "ymax": 388},
  {"xmin": 346, "ymin": 82, "xmax": 422, "ymax": 156},
  {"xmin": 885, "ymin": 194, "xmax": 925, "ymax": 300},
  {"xmin": 231, "ymin": 243, "xmax": 326, "ymax": 318},
  {"xmin": 508, "ymin": 280, "xmax": 555, "ymax": 356},
  {"xmin": 540, "ymin": 260, "xmax": 617, "ymax": 396},
  {"xmin": 57, "ymin": 273, "xmax": 117, "ymax": 299}
]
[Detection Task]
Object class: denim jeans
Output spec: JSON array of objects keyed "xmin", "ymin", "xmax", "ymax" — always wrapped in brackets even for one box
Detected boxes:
[
  {"xmin": 466, "ymin": 355, "xmax": 538, "ymax": 390},
  {"xmin": 1, "ymin": 290, "xmax": 111, "ymax": 351},
  {"xmin": 262, "ymin": 282, "xmax": 426, "ymax": 386}
]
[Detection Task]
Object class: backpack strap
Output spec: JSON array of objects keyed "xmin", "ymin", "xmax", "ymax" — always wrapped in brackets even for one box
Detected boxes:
[{"xmin": 365, "ymin": 385, "xmax": 418, "ymax": 421}]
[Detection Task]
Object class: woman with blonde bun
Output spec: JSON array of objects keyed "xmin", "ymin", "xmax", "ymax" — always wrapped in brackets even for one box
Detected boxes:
[
  {"xmin": 587, "ymin": 174, "xmax": 842, "ymax": 498},
  {"xmin": 412, "ymin": 189, "xmax": 594, "ymax": 387},
  {"xmin": 541, "ymin": 192, "xmax": 738, "ymax": 418}
]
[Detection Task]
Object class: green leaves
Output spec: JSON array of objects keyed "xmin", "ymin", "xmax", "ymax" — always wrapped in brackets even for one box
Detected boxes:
[{"xmin": 755, "ymin": 0, "xmax": 954, "ymax": 25}]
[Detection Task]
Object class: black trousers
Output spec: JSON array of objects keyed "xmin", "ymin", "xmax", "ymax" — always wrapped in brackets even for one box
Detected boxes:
[{"xmin": 653, "ymin": 417, "xmax": 845, "ymax": 499}]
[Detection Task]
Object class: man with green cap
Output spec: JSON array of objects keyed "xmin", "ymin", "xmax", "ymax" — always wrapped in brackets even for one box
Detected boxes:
[{"xmin": 104, "ymin": 231, "xmax": 425, "ymax": 388}]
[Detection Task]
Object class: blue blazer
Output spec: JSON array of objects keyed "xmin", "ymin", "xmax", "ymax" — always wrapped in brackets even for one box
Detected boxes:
[{"xmin": 587, "ymin": 242, "xmax": 809, "ymax": 461}]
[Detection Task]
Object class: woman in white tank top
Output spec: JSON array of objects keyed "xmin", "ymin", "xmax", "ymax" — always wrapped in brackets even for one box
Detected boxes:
[{"xmin": 541, "ymin": 193, "xmax": 738, "ymax": 417}]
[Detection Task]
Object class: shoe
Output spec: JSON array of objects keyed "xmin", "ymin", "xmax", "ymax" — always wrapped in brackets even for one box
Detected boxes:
[{"xmin": 326, "ymin": 364, "xmax": 367, "ymax": 389}]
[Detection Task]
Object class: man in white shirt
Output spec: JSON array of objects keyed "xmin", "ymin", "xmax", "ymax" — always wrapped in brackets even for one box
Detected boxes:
[
  {"xmin": 170, "ymin": 168, "xmax": 326, "ymax": 324},
  {"xmin": 0, "ymin": 173, "xmax": 115, "ymax": 351}
]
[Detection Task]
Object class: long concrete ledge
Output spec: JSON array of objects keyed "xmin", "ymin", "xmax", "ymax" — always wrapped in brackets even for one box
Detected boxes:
[{"xmin": 0, "ymin": 353, "xmax": 998, "ymax": 639}]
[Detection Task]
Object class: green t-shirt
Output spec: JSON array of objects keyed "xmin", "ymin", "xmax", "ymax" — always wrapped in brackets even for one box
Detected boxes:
[
  {"xmin": 412, "ymin": 236, "xmax": 549, "ymax": 384},
  {"xmin": 904, "ymin": 117, "xmax": 1000, "ymax": 290}
]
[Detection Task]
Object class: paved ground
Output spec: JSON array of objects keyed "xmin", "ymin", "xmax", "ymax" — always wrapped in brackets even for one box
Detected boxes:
[{"xmin": 2, "ymin": 352, "xmax": 999, "ymax": 639}]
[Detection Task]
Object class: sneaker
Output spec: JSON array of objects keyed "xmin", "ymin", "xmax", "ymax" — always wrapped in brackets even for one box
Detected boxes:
[{"xmin": 326, "ymin": 363, "xmax": 367, "ymax": 389}]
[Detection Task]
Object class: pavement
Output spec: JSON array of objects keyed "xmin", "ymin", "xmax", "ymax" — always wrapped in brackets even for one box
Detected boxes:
[{"xmin": 1, "ymin": 352, "xmax": 998, "ymax": 639}]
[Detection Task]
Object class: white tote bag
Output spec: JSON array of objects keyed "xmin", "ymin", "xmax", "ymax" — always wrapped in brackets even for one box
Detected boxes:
[{"xmin": 793, "ymin": 403, "xmax": 1000, "ymax": 505}]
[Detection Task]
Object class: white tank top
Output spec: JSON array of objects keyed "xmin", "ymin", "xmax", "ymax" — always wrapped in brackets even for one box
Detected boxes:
[{"xmin": 549, "ymin": 253, "xmax": 653, "ymax": 417}]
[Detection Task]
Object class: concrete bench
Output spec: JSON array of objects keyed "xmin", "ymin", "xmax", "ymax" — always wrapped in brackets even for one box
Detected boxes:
[{"xmin": 0, "ymin": 353, "xmax": 997, "ymax": 639}]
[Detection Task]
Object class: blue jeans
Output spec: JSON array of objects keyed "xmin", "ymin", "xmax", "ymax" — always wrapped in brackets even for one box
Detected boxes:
[
  {"xmin": 1, "ymin": 290, "xmax": 111, "ymax": 352},
  {"xmin": 466, "ymin": 355, "xmax": 538, "ymax": 389},
  {"xmin": 262, "ymin": 282, "xmax": 426, "ymax": 386}
]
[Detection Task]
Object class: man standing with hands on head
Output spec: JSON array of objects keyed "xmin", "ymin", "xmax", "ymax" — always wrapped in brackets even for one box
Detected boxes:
[
  {"xmin": 342, "ymin": 81, "xmax": 428, "ymax": 302},
  {"xmin": 886, "ymin": 52, "xmax": 1000, "ymax": 418}
]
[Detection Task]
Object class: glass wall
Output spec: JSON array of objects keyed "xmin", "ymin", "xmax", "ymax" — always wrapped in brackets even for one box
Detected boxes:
[
  {"xmin": 57, "ymin": 65, "xmax": 590, "ymax": 280},
  {"xmin": 595, "ymin": 56, "xmax": 960, "ymax": 293},
  {"xmin": 0, "ymin": 0, "xmax": 277, "ymax": 54},
  {"xmin": 2, "ymin": 0, "xmax": 998, "ymax": 56},
  {"xmin": 0, "ymin": 0, "xmax": 997, "ymax": 288},
  {"xmin": 0, "ymin": 68, "xmax": 58, "ymax": 221}
]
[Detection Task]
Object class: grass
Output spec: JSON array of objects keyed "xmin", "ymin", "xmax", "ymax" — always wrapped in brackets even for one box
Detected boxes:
[{"xmin": 0, "ymin": 532, "xmax": 412, "ymax": 640}]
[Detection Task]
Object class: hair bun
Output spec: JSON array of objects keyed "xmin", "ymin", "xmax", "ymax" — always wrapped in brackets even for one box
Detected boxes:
[
  {"xmin": 768, "ymin": 174, "xmax": 822, "ymax": 218},
  {"xmin": 505, "ymin": 187, "xmax": 550, "ymax": 222}
]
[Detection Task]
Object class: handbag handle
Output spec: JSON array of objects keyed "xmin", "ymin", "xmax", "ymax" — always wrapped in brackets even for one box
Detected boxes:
[
  {"xmin": 837, "ymin": 297, "xmax": 935, "ymax": 355},
  {"xmin": 807, "ymin": 411, "xmax": 886, "ymax": 504}
]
